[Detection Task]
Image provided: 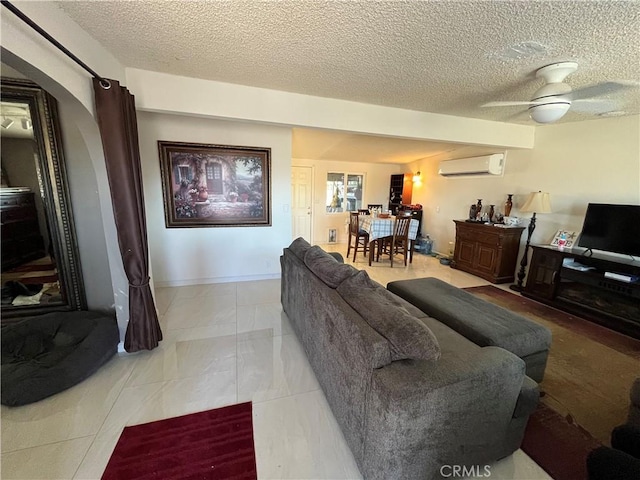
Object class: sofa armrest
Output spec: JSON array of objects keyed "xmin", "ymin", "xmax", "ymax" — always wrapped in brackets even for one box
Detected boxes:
[
  {"xmin": 362, "ymin": 346, "xmax": 526, "ymax": 480},
  {"xmin": 513, "ymin": 376, "xmax": 540, "ymax": 419},
  {"xmin": 328, "ymin": 252, "xmax": 344, "ymax": 263}
]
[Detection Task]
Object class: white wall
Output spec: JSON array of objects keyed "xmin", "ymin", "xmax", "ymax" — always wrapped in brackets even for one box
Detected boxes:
[
  {"xmin": 410, "ymin": 115, "xmax": 640, "ymax": 264},
  {"xmin": 138, "ymin": 112, "xmax": 292, "ymax": 286},
  {"xmin": 57, "ymin": 106, "xmax": 116, "ymax": 311},
  {"xmin": 292, "ymin": 158, "xmax": 405, "ymax": 244}
]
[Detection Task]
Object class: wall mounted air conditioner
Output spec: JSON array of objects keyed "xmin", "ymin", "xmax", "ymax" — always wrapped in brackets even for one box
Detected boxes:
[{"xmin": 438, "ymin": 153, "xmax": 505, "ymax": 177}]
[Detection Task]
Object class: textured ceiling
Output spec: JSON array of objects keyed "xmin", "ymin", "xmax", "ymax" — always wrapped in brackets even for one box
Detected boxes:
[{"xmin": 57, "ymin": 0, "xmax": 640, "ymax": 125}]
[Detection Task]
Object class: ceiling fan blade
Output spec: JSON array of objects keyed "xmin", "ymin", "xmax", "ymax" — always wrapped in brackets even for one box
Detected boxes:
[
  {"xmin": 571, "ymin": 81, "xmax": 637, "ymax": 100},
  {"xmin": 481, "ymin": 101, "xmax": 533, "ymax": 108},
  {"xmin": 570, "ymin": 98, "xmax": 618, "ymax": 114}
]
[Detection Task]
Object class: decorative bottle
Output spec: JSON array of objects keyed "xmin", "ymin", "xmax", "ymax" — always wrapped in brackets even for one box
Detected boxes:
[
  {"xmin": 505, "ymin": 194, "xmax": 513, "ymax": 217},
  {"xmin": 476, "ymin": 199, "xmax": 482, "ymax": 219},
  {"xmin": 489, "ymin": 205, "xmax": 495, "ymax": 222}
]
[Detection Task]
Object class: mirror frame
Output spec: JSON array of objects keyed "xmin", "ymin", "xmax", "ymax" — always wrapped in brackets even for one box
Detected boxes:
[{"xmin": 1, "ymin": 77, "xmax": 86, "ymax": 318}]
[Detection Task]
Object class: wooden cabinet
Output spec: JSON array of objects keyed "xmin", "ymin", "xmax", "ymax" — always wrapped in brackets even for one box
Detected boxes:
[
  {"xmin": 389, "ymin": 174, "xmax": 412, "ymax": 214},
  {"xmin": 1, "ymin": 192, "xmax": 45, "ymax": 271},
  {"xmin": 524, "ymin": 245, "xmax": 640, "ymax": 339},
  {"xmin": 452, "ymin": 220, "xmax": 524, "ymax": 283}
]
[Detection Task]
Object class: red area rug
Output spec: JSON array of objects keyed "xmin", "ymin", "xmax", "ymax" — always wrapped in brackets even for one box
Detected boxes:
[
  {"xmin": 522, "ymin": 402, "xmax": 601, "ymax": 480},
  {"xmin": 102, "ymin": 402, "xmax": 257, "ymax": 480}
]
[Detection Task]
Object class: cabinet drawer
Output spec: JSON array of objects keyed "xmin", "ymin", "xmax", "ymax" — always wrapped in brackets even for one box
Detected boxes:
[
  {"xmin": 1, "ymin": 206, "xmax": 37, "ymax": 222},
  {"xmin": 0, "ymin": 196, "xmax": 19, "ymax": 207},
  {"xmin": 2, "ymin": 219, "xmax": 40, "ymax": 238},
  {"xmin": 17, "ymin": 235, "xmax": 44, "ymax": 257},
  {"xmin": 456, "ymin": 227, "xmax": 499, "ymax": 244},
  {"xmin": 475, "ymin": 231, "xmax": 500, "ymax": 245},
  {"xmin": 0, "ymin": 193, "xmax": 35, "ymax": 207}
]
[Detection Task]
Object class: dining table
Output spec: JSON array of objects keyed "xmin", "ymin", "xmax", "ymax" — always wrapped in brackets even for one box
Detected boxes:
[{"xmin": 359, "ymin": 215, "xmax": 420, "ymax": 265}]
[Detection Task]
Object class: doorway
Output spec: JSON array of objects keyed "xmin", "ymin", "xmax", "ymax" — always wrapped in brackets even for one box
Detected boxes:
[{"xmin": 291, "ymin": 166, "xmax": 312, "ymax": 242}]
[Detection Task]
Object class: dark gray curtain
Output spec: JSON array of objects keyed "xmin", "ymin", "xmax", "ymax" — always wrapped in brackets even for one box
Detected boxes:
[{"xmin": 93, "ymin": 78, "xmax": 162, "ymax": 352}]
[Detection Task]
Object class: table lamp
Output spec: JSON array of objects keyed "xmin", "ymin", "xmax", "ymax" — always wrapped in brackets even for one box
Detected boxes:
[{"xmin": 511, "ymin": 191, "xmax": 552, "ymax": 291}]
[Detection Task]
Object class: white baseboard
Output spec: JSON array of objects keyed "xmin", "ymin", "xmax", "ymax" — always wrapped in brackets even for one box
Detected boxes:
[{"xmin": 155, "ymin": 273, "xmax": 281, "ymax": 288}]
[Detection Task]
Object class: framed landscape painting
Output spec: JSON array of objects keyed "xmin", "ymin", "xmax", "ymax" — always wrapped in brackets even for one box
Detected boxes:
[{"xmin": 158, "ymin": 141, "xmax": 271, "ymax": 228}]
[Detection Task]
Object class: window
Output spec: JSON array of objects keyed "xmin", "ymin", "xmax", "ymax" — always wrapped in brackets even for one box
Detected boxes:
[
  {"xmin": 176, "ymin": 165, "xmax": 192, "ymax": 183},
  {"xmin": 326, "ymin": 173, "xmax": 364, "ymax": 213}
]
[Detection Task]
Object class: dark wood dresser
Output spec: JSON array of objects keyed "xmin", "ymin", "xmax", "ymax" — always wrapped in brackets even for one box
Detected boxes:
[
  {"xmin": 1, "ymin": 191, "xmax": 45, "ymax": 271},
  {"xmin": 452, "ymin": 220, "xmax": 525, "ymax": 283}
]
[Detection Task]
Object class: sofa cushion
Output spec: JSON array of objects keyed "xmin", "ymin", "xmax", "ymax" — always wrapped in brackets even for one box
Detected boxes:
[
  {"xmin": 289, "ymin": 237, "xmax": 312, "ymax": 260},
  {"xmin": 304, "ymin": 246, "xmax": 357, "ymax": 288},
  {"xmin": 387, "ymin": 277, "xmax": 552, "ymax": 383},
  {"xmin": 337, "ymin": 271, "xmax": 441, "ymax": 362},
  {"xmin": 387, "ymin": 277, "xmax": 552, "ymax": 358}
]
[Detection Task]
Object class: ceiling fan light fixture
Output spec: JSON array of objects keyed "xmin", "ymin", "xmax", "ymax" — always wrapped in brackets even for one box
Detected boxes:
[{"xmin": 529, "ymin": 103, "xmax": 571, "ymax": 124}]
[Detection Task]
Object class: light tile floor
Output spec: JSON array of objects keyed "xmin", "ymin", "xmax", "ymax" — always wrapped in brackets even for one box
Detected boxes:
[{"xmin": 1, "ymin": 246, "xmax": 551, "ymax": 479}]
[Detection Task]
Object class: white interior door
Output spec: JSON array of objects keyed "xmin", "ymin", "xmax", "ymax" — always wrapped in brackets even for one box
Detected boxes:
[{"xmin": 291, "ymin": 166, "xmax": 312, "ymax": 242}]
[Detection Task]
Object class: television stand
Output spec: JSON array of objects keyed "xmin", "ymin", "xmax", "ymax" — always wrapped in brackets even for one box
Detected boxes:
[{"xmin": 523, "ymin": 245, "xmax": 640, "ymax": 339}]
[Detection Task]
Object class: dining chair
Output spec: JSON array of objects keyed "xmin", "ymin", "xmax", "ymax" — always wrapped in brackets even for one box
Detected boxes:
[
  {"xmin": 376, "ymin": 216, "xmax": 411, "ymax": 267},
  {"xmin": 358, "ymin": 209, "xmax": 370, "ymax": 215},
  {"xmin": 347, "ymin": 211, "xmax": 369, "ymax": 262},
  {"xmin": 367, "ymin": 204, "xmax": 383, "ymax": 210}
]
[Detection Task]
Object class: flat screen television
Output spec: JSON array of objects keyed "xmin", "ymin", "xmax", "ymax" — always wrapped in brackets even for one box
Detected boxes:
[{"xmin": 577, "ymin": 203, "xmax": 640, "ymax": 257}]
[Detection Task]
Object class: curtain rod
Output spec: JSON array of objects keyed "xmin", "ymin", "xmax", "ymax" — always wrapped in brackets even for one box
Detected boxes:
[{"xmin": 1, "ymin": 0, "xmax": 111, "ymax": 89}]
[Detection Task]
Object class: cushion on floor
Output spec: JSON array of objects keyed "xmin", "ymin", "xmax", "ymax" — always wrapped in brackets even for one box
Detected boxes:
[{"xmin": 1, "ymin": 311, "xmax": 120, "ymax": 406}]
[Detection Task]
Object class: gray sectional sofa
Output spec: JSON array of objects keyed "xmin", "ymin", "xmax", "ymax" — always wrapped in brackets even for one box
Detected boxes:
[{"xmin": 280, "ymin": 238, "xmax": 541, "ymax": 480}]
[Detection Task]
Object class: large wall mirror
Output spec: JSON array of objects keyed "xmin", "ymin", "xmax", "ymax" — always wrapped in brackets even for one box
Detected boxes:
[{"xmin": 1, "ymin": 77, "xmax": 86, "ymax": 319}]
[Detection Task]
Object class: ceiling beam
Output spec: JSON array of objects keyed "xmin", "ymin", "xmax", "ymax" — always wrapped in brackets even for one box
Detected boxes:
[{"xmin": 126, "ymin": 68, "xmax": 535, "ymax": 150}]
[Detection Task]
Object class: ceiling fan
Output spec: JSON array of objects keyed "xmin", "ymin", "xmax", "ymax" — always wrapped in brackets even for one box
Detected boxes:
[{"xmin": 481, "ymin": 61, "xmax": 633, "ymax": 124}]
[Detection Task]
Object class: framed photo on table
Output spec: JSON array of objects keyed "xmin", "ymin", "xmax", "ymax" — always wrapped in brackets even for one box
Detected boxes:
[
  {"xmin": 159, "ymin": 141, "xmax": 271, "ymax": 228},
  {"xmin": 550, "ymin": 230, "xmax": 577, "ymax": 248}
]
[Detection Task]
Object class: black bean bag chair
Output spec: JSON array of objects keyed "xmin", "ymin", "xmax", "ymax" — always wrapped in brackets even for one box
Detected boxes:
[{"xmin": 1, "ymin": 311, "xmax": 120, "ymax": 406}]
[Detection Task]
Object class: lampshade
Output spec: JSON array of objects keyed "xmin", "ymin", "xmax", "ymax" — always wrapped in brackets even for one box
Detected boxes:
[
  {"xmin": 413, "ymin": 171, "xmax": 421, "ymax": 182},
  {"xmin": 520, "ymin": 191, "xmax": 552, "ymax": 213}
]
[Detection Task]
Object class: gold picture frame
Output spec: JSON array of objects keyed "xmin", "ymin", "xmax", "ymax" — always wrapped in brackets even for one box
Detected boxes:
[{"xmin": 158, "ymin": 141, "xmax": 271, "ymax": 228}]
